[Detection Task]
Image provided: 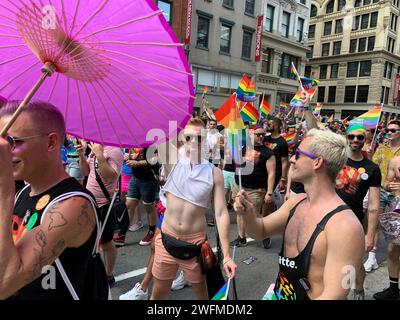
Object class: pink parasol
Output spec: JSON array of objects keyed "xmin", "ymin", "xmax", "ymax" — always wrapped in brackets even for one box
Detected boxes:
[{"xmin": 0, "ymin": 0, "xmax": 194, "ymax": 147}]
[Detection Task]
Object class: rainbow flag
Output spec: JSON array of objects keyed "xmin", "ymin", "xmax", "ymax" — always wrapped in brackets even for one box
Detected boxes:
[
  {"xmin": 280, "ymin": 102, "xmax": 289, "ymax": 110},
  {"xmin": 349, "ymin": 105, "xmax": 383, "ymax": 130},
  {"xmin": 313, "ymin": 103, "xmax": 322, "ymax": 115},
  {"xmin": 236, "ymin": 75, "xmax": 257, "ymax": 102},
  {"xmin": 211, "ymin": 282, "xmax": 228, "ymax": 300},
  {"xmin": 301, "ymin": 77, "xmax": 319, "ymax": 90},
  {"xmin": 290, "ymin": 87, "xmax": 317, "ymax": 108},
  {"xmin": 282, "ymin": 132, "xmax": 295, "ymax": 145},
  {"xmin": 240, "ymin": 102, "xmax": 259, "ymax": 124},
  {"xmin": 202, "ymin": 86, "xmax": 208, "ymax": 97},
  {"xmin": 260, "ymin": 99, "xmax": 271, "ymax": 118},
  {"xmin": 291, "ymin": 62, "xmax": 299, "ymax": 79}
]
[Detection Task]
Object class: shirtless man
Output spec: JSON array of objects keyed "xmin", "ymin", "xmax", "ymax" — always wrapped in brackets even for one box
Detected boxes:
[
  {"xmin": 150, "ymin": 117, "xmax": 237, "ymax": 300},
  {"xmin": 374, "ymin": 156, "xmax": 400, "ymax": 299},
  {"xmin": 235, "ymin": 129, "xmax": 365, "ymax": 300}
]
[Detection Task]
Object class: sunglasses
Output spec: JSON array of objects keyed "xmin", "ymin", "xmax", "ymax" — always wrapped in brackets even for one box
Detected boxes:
[
  {"xmin": 254, "ymin": 133, "xmax": 265, "ymax": 137},
  {"xmin": 347, "ymin": 134, "xmax": 365, "ymax": 141},
  {"xmin": 384, "ymin": 128, "xmax": 400, "ymax": 134},
  {"xmin": 295, "ymin": 148, "xmax": 328, "ymax": 165},
  {"xmin": 6, "ymin": 134, "xmax": 45, "ymax": 150},
  {"xmin": 184, "ymin": 134, "xmax": 203, "ymax": 143}
]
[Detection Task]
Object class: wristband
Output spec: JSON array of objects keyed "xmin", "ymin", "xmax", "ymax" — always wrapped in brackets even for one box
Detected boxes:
[
  {"xmin": 223, "ymin": 258, "xmax": 232, "ymax": 265},
  {"xmin": 267, "ymin": 193, "xmax": 273, "ymax": 196}
]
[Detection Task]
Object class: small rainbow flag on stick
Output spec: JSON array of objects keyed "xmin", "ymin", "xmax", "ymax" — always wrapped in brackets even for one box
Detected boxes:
[
  {"xmin": 211, "ymin": 282, "xmax": 229, "ymax": 300},
  {"xmin": 240, "ymin": 102, "xmax": 259, "ymax": 124},
  {"xmin": 236, "ymin": 75, "xmax": 257, "ymax": 102},
  {"xmin": 349, "ymin": 105, "xmax": 383, "ymax": 130},
  {"xmin": 291, "ymin": 62, "xmax": 299, "ymax": 79},
  {"xmin": 282, "ymin": 132, "xmax": 295, "ymax": 145},
  {"xmin": 313, "ymin": 103, "xmax": 322, "ymax": 115},
  {"xmin": 202, "ymin": 86, "xmax": 208, "ymax": 98},
  {"xmin": 301, "ymin": 77, "xmax": 319, "ymax": 90},
  {"xmin": 260, "ymin": 99, "xmax": 271, "ymax": 118},
  {"xmin": 290, "ymin": 88, "xmax": 317, "ymax": 108}
]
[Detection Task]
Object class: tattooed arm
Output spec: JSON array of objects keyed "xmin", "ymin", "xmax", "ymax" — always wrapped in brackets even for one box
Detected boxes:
[{"xmin": 0, "ymin": 197, "xmax": 96, "ymax": 299}]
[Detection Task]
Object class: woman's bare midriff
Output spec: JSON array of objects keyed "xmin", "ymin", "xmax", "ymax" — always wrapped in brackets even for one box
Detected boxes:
[{"xmin": 162, "ymin": 193, "xmax": 207, "ymax": 235}]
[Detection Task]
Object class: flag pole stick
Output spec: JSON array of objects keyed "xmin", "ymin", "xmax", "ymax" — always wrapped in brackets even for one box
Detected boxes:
[
  {"xmin": 371, "ymin": 104, "xmax": 384, "ymax": 148},
  {"xmin": 233, "ymin": 93, "xmax": 243, "ymax": 190},
  {"xmin": 224, "ymin": 245, "xmax": 236, "ymax": 300}
]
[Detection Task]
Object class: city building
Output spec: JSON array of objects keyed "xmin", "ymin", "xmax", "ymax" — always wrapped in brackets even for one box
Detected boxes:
[
  {"xmin": 256, "ymin": 0, "xmax": 312, "ymax": 113},
  {"xmin": 307, "ymin": 0, "xmax": 400, "ymax": 119}
]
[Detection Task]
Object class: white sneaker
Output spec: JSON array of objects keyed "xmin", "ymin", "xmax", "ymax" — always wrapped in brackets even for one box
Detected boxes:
[
  {"xmin": 171, "ymin": 271, "xmax": 191, "ymax": 291},
  {"xmin": 119, "ymin": 282, "xmax": 149, "ymax": 300},
  {"xmin": 364, "ymin": 257, "xmax": 379, "ymax": 272},
  {"xmin": 352, "ymin": 290, "xmax": 365, "ymax": 300},
  {"xmin": 129, "ymin": 221, "xmax": 144, "ymax": 232}
]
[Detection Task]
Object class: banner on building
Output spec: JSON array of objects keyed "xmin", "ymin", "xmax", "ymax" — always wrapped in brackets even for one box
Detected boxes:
[
  {"xmin": 393, "ymin": 74, "xmax": 400, "ymax": 102},
  {"xmin": 184, "ymin": 0, "xmax": 193, "ymax": 48},
  {"xmin": 255, "ymin": 15, "xmax": 264, "ymax": 63}
]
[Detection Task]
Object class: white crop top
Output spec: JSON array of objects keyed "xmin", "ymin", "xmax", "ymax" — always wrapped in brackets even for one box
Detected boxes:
[{"xmin": 163, "ymin": 156, "xmax": 214, "ymax": 208}]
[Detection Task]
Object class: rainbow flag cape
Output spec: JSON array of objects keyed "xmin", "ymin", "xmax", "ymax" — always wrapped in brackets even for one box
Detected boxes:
[
  {"xmin": 300, "ymin": 77, "xmax": 319, "ymax": 90},
  {"xmin": 236, "ymin": 75, "xmax": 257, "ymax": 102},
  {"xmin": 260, "ymin": 99, "xmax": 271, "ymax": 118},
  {"xmin": 291, "ymin": 62, "xmax": 299, "ymax": 79},
  {"xmin": 240, "ymin": 102, "xmax": 259, "ymax": 124},
  {"xmin": 211, "ymin": 282, "xmax": 228, "ymax": 300},
  {"xmin": 282, "ymin": 132, "xmax": 295, "ymax": 145},
  {"xmin": 349, "ymin": 105, "xmax": 382, "ymax": 130},
  {"xmin": 313, "ymin": 103, "xmax": 322, "ymax": 115},
  {"xmin": 290, "ymin": 87, "xmax": 317, "ymax": 108}
]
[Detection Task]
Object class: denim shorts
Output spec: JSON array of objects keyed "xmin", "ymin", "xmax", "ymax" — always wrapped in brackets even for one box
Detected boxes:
[
  {"xmin": 127, "ymin": 176, "xmax": 159, "ymax": 204},
  {"xmin": 380, "ymin": 188, "xmax": 395, "ymax": 210}
]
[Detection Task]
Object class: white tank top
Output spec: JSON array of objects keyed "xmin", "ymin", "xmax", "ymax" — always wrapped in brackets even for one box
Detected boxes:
[{"xmin": 163, "ymin": 156, "xmax": 214, "ymax": 208}]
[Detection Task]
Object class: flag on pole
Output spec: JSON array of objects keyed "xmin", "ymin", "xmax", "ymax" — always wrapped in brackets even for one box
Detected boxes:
[
  {"xmin": 327, "ymin": 114, "xmax": 334, "ymax": 123},
  {"xmin": 240, "ymin": 102, "xmax": 260, "ymax": 124},
  {"xmin": 291, "ymin": 62, "xmax": 299, "ymax": 79},
  {"xmin": 202, "ymin": 86, "xmax": 208, "ymax": 98},
  {"xmin": 211, "ymin": 282, "xmax": 229, "ymax": 300},
  {"xmin": 290, "ymin": 87, "xmax": 317, "ymax": 108},
  {"xmin": 313, "ymin": 103, "xmax": 322, "ymax": 115},
  {"xmin": 260, "ymin": 99, "xmax": 271, "ymax": 118},
  {"xmin": 300, "ymin": 77, "xmax": 319, "ymax": 90},
  {"xmin": 348, "ymin": 105, "xmax": 383, "ymax": 130},
  {"xmin": 282, "ymin": 132, "xmax": 295, "ymax": 145},
  {"xmin": 236, "ymin": 75, "xmax": 257, "ymax": 102}
]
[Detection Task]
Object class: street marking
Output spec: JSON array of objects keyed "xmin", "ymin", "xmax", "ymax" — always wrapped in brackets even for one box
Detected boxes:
[{"xmin": 114, "ymin": 237, "xmax": 256, "ymax": 283}]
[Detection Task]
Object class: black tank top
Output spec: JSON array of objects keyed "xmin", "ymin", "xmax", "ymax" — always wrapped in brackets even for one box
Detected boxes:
[
  {"xmin": 274, "ymin": 198, "xmax": 349, "ymax": 300},
  {"xmin": 9, "ymin": 178, "xmax": 98, "ymax": 300}
]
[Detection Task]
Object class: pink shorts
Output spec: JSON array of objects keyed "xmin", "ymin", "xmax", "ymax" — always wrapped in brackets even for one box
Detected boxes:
[
  {"xmin": 121, "ymin": 173, "xmax": 132, "ymax": 193},
  {"xmin": 152, "ymin": 224, "xmax": 205, "ymax": 284}
]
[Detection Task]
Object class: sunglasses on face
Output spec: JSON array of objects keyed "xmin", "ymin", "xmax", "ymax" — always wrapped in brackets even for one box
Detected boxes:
[
  {"xmin": 184, "ymin": 134, "xmax": 203, "ymax": 143},
  {"xmin": 385, "ymin": 128, "xmax": 400, "ymax": 134},
  {"xmin": 254, "ymin": 133, "xmax": 265, "ymax": 137},
  {"xmin": 6, "ymin": 134, "xmax": 45, "ymax": 150},
  {"xmin": 295, "ymin": 148, "xmax": 328, "ymax": 165},
  {"xmin": 347, "ymin": 134, "xmax": 365, "ymax": 141}
]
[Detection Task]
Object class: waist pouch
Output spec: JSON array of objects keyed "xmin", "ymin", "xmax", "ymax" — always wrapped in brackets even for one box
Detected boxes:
[{"xmin": 161, "ymin": 231, "xmax": 202, "ymax": 260}]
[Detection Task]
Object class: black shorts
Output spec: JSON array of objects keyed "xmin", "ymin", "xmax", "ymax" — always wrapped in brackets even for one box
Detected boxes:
[{"xmin": 99, "ymin": 204, "xmax": 116, "ymax": 244}]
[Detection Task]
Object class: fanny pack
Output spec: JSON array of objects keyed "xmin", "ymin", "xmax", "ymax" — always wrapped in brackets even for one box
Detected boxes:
[{"xmin": 161, "ymin": 231, "xmax": 202, "ymax": 260}]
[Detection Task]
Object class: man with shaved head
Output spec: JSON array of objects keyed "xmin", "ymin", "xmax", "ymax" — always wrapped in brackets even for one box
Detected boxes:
[{"xmin": 0, "ymin": 101, "xmax": 104, "ymax": 300}]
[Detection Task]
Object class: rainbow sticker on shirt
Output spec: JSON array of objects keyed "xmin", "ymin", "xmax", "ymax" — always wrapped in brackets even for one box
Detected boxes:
[
  {"xmin": 12, "ymin": 212, "xmax": 39, "ymax": 243},
  {"xmin": 275, "ymin": 272, "xmax": 297, "ymax": 300},
  {"xmin": 265, "ymin": 142, "xmax": 277, "ymax": 151}
]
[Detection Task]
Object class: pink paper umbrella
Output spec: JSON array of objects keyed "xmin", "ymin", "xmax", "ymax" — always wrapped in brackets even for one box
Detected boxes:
[{"xmin": 0, "ymin": 0, "xmax": 194, "ymax": 147}]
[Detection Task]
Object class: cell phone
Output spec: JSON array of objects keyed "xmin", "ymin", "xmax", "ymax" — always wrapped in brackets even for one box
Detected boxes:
[{"xmin": 242, "ymin": 256, "xmax": 257, "ymax": 265}]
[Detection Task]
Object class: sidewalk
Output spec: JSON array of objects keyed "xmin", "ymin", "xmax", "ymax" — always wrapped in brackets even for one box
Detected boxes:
[{"xmin": 364, "ymin": 260, "xmax": 389, "ymax": 300}]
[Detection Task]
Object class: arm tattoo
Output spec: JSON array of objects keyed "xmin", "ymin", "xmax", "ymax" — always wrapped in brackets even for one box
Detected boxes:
[
  {"xmin": 78, "ymin": 203, "xmax": 93, "ymax": 228},
  {"xmin": 26, "ymin": 248, "xmax": 48, "ymax": 282},
  {"xmin": 35, "ymin": 230, "xmax": 47, "ymax": 249},
  {"xmin": 48, "ymin": 210, "xmax": 68, "ymax": 231},
  {"xmin": 51, "ymin": 239, "xmax": 66, "ymax": 260}
]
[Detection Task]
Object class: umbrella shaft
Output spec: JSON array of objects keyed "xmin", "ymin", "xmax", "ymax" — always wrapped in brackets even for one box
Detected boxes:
[{"xmin": 0, "ymin": 71, "xmax": 50, "ymax": 136}]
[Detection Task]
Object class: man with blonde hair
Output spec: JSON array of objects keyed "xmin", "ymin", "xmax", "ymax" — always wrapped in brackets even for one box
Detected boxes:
[{"xmin": 235, "ymin": 129, "xmax": 365, "ymax": 300}]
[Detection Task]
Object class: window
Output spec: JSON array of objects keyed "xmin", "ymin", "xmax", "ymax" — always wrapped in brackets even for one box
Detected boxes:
[
  {"xmin": 335, "ymin": 19, "xmax": 343, "ymax": 33},
  {"xmin": 357, "ymin": 85, "xmax": 369, "ymax": 103},
  {"xmin": 359, "ymin": 60, "xmax": 372, "ymax": 77},
  {"xmin": 308, "ymin": 24, "xmax": 315, "ymax": 38},
  {"xmin": 280, "ymin": 54, "xmax": 299, "ymax": 79},
  {"xmin": 320, "ymin": 65, "xmax": 328, "ymax": 79},
  {"xmin": 265, "ymin": 5, "xmax": 275, "ymax": 32},
  {"xmin": 331, "ymin": 64, "xmax": 339, "ymax": 78},
  {"xmin": 390, "ymin": 13, "xmax": 398, "ymax": 31},
  {"xmin": 370, "ymin": 12, "xmax": 378, "ymax": 28},
  {"xmin": 364, "ymin": 0, "xmax": 371, "ymax": 4},
  {"xmin": 261, "ymin": 48, "xmax": 273, "ymax": 73},
  {"xmin": 281, "ymin": 12, "xmax": 290, "ymax": 38},
  {"xmin": 305, "ymin": 66, "xmax": 312, "ymax": 78},
  {"xmin": 318, "ymin": 87, "xmax": 326, "ymax": 102},
  {"xmin": 157, "ymin": 1, "xmax": 172, "ymax": 24},
  {"xmin": 358, "ymin": 38, "xmax": 367, "ymax": 52},
  {"xmin": 353, "ymin": 16, "xmax": 360, "ymax": 31},
  {"xmin": 361, "ymin": 14, "xmax": 369, "ymax": 29},
  {"xmin": 344, "ymin": 86, "xmax": 356, "ymax": 103},
  {"xmin": 197, "ymin": 16, "xmax": 210, "ymax": 49},
  {"xmin": 245, "ymin": 0, "xmax": 255, "ymax": 15},
  {"xmin": 326, "ymin": 0, "xmax": 334, "ymax": 13},
  {"xmin": 328, "ymin": 86, "xmax": 336, "ymax": 103},
  {"xmin": 220, "ymin": 24, "xmax": 232, "ymax": 54},
  {"xmin": 384, "ymin": 61, "xmax": 393, "ymax": 79},
  {"xmin": 242, "ymin": 30, "xmax": 253, "ymax": 59},
  {"xmin": 324, "ymin": 21, "xmax": 332, "ymax": 35},
  {"xmin": 347, "ymin": 62, "xmax": 359, "ymax": 77},
  {"xmin": 310, "ymin": 5, "xmax": 318, "ymax": 17},
  {"xmin": 322, "ymin": 43, "xmax": 330, "ymax": 56},
  {"xmin": 381, "ymin": 86, "xmax": 385, "ymax": 104},
  {"xmin": 338, "ymin": 0, "xmax": 346, "ymax": 11},
  {"xmin": 223, "ymin": 0, "xmax": 234, "ymax": 8},
  {"xmin": 299, "ymin": 0, "xmax": 306, "ymax": 4},
  {"xmin": 297, "ymin": 18, "xmax": 304, "ymax": 42},
  {"xmin": 355, "ymin": 0, "xmax": 362, "ymax": 7},
  {"xmin": 333, "ymin": 41, "xmax": 341, "ymax": 55},
  {"xmin": 368, "ymin": 36, "xmax": 375, "ymax": 51},
  {"xmin": 350, "ymin": 39, "xmax": 357, "ymax": 53},
  {"xmin": 385, "ymin": 87, "xmax": 390, "ymax": 104},
  {"xmin": 387, "ymin": 37, "xmax": 395, "ymax": 53},
  {"xmin": 307, "ymin": 45, "xmax": 314, "ymax": 59}
]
